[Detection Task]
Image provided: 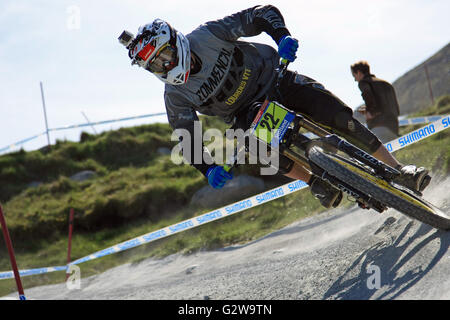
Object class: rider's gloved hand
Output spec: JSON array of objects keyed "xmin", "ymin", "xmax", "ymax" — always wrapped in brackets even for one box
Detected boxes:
[
  {"xmin": 206, "ymin": 165, "xmax": 233, "ymax": 189},
  {"xmin": 277, "ymin": 35, "xmax": 299, "ymax": 62}
]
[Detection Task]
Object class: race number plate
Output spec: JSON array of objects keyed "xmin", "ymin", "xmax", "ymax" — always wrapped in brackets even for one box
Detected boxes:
[{"xmin": 250, "ymin": 100, "xmax": 295, "ymax": 148}]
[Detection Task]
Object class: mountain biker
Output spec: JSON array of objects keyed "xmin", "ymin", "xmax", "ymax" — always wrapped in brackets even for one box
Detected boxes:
[{"xmin": 119, "ymin": 5, "xmax": 431, "ymax": 208}]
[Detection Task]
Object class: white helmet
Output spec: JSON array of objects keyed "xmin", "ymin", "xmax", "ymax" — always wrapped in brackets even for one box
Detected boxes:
[{"xmin": 122, "ymin": 19, "xmax": 191, "ymax": 85}]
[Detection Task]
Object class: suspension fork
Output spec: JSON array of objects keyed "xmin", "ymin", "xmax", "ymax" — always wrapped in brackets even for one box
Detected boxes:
[
  {"xmin": 318, "ymin": 135, "xmax": 400, "ymax": 180},
  {"xmin": 322, "ymin": 170, "xmax": 387, "ymax": 213},
  {"xmin": 308, "ymin": 162, "xmax": 387, "ymax": 213},
  {"xmin": 292, "ymin": 115, "xmax": 400, "ymax": 181}
]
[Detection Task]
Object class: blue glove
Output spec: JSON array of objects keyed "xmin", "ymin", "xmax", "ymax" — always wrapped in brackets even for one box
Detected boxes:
[
  {"xmin": 206, "ymin": 165, "xmax": 233, "ymax": 189},
  {"xmin": 278, "ymin": 35, "xmax": 299, "ymax": 62}
]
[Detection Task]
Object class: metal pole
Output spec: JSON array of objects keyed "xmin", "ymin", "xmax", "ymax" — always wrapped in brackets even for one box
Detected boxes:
[
  {"xmin": 424, "ymin": 64, "xmax": 435, "ymax": 106},
  {"xmin": 40, "ymin": 82, "xmax": 51, "ymax": 148},
  {"xmin": 0, "ymin": 205, "xmax": 26, "ymax": 300},
  {"xmin": 66, "ymin": 208, "xmax": 75, "ymax": 281},
  {"xmin": 81, "ymin": 111, "xmax": 98, "ymax": 134}
]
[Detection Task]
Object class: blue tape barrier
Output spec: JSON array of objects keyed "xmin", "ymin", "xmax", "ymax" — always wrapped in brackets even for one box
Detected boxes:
[
  {"xmin": 1, "ymin": 115, "xmax": 449, "ymax": 280},
  {"xmin": 398, "ymin": 115, "xmax": 445, "ymax": 127},
  {"xmin": 0, "ymin": 132, "xmax": 46, "ymax": 154},
  {"xmin": 67, "ymin": 181, "xmax": 308, "ymax": 267},
  {"xmin": 0, "ymin": 112, "xmax": 166, "ymax": 155},
  {"xmin": 0, "ymin": 266, "xmax": 67, "ymax": 280},
  {"xmin": 384, "ymin": 115, "xmax": 450, "ymax": 152},
  {"xmin": 2, "ymin": 114, "xmax": 445, "ymax": 156},
  {"xmin": 0, "ymin": 180, "xmax": 308, "ymax": 279},
  {"xmin": 48, "ymin": 112, "xmax": 167, "ymax": 132}
]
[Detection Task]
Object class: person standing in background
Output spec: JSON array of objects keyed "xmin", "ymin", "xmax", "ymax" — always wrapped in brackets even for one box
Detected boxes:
[{"xmin": 351, "ymin": 61, "xmax": 400, "ymax": 143}]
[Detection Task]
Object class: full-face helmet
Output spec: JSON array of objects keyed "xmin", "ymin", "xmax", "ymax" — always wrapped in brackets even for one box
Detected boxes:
[{"xmin": 119, "ymin": 19, "xmax": 191, "ymax": 85}]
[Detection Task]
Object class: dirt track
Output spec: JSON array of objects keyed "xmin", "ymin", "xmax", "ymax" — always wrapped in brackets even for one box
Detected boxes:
[{"xmin": 3, "ymin": 176, "xmax": 450, "ymax": 300}]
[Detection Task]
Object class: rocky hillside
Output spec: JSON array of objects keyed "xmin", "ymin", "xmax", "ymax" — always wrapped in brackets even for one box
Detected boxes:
[{"xmin": 393, "ymin": 42, "xmax": 450, "ymax": 115}]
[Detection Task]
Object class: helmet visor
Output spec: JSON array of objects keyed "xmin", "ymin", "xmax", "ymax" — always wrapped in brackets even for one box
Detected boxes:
[{"xmin": 147, "ymin": 44, "xmax": 178, "ymax": 74}]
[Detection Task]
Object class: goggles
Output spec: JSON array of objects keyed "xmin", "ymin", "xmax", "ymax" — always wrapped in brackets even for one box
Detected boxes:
[{"xmin": 144, "ymin": 43, "xmax": 178, "ymax": 74}]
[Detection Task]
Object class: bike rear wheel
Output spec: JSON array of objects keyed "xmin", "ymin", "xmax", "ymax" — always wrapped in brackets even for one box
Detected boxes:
[{"xmin": 308, "ymin": 146, "xmax": 450, "ymax": 230}]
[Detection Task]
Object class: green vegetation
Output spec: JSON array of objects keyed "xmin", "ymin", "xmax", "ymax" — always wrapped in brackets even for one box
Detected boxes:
[
  {"xmin": 0, "ymin": 96, "xmax": 449, "ymax": 297},
  {"xmin": 396, "ymin": 95, "xmax": 450, "ymax": 174},
  {"xmin": 408, "ymin": 94, "xmax": 450, "ymax": 118},
  {"xmin": 0, "ymin": 115, "xmax": 321, "ymax": 296},
  {"xmin": 0, "ymin": 187, "xmax": 325, "ymax": 297},
  {"xmin": 393, "ymin": 43, "xmax": 450, "ymax": 115}
]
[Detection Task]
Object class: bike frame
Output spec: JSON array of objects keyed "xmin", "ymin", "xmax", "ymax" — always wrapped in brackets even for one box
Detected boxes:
[
  {"xmin": 226, "ymin": 59, "xmax": 400, "ymax": 212},
  {"xmin": 279, "ymin": 113, "xmax": 400, "ymax": 180},
  {"xmin": 269, "ymin": 110, "xmax": 391, "ymax": 213}
]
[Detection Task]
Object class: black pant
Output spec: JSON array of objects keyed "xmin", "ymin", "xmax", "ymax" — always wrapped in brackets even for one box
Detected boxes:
[
  {"xmin": 276, "ymin": 71, "xmax": 382, "ymax": 174},
  {"xmin": 233, "ymin": 70, "xmax": 382, "ymax": 175}
]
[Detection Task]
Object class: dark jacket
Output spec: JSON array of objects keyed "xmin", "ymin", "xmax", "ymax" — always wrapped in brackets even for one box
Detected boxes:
[
  {"xmin": 165, "ymin": 5, "xmax": 290, "ymax": 175},
  {"xmin": 358, "ymin": 74, "xmax": 400, "ymax": 134}
]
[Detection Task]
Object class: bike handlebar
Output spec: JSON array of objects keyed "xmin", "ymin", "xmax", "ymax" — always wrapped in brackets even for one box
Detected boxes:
[{"xmin": 277, "ymin": 59, "xmax": 290, "ymax": 84}]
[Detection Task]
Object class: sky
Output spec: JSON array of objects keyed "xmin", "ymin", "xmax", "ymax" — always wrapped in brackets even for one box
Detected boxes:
[{"xmin": 0, "ymin": 0, "xmax": 449, "ymax": 153}]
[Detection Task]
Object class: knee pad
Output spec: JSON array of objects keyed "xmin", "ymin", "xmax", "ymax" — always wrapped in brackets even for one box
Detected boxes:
[{"xmin": 334, "ymin": 111, "xmax": 382, "ymax": 154}]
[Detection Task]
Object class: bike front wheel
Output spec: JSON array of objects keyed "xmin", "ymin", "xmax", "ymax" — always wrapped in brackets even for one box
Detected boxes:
[{"xmin": 308, "ymin": 146, "xmax": 450, "ymax": 230}]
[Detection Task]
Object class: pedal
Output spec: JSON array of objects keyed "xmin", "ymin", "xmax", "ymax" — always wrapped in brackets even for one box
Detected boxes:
[{"xmin": 357, "ymin": 198, "xmax": 387, "ymax": 213}]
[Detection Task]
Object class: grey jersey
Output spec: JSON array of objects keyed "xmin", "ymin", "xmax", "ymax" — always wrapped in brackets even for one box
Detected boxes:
[{"xmin": 164, "ymin": 5, "xmax": 291, "ymax": 175}]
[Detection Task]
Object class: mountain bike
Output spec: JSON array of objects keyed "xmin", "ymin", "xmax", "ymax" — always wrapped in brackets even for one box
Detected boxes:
[{"xmin": 225, "ymin": 60, "xmax": 450, "ymax": 231}]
